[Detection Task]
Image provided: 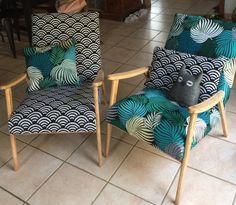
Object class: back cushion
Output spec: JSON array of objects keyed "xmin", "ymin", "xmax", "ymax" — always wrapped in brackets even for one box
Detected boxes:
[
  {"xmin": 165, "ymin": 13, "xmax": 236, "ymax": 103},
  {"xmin": 165, "ymin": 13, "xmax": 236, "ymax": 59},
  {"xmin": 32, "ymin": 12, "xmax": 101, "ymax": 82},
  {"xmin": 145, "ymin": 47, "xmax": 227, "ymax": 102}
]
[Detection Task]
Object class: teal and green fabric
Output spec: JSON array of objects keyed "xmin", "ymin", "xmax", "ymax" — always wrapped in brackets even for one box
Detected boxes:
[
  {"xmin": 165, "ymin": 13, "xmax": 236, "ymax": 59},
  {"xmin": 24, "ymin": 39, "xmax": 79, "ymax": 92},
  {"xmin": 107, "ymin": 88, "xmax": 220, "ymax": 161},
  {"xmin": 165, "ymin": 13, "xmax": 236, "ymax": 104}
]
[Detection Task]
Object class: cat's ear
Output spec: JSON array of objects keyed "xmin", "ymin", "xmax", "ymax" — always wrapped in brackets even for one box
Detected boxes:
[
  {"xmin": 179, "ymin": 65, "xmax": 187, "ymax": 75},
  {"xmin": 195, "ymin": 71, "xmax": 203, "ymax": 83}
]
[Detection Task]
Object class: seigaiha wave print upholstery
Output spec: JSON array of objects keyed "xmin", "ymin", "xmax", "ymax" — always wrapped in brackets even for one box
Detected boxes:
[
  {"xmin": 31, "ymin": 12, "xmax": 101, "ymax": 82},
  {"xmin": 8, "ymin": 12, "xmax": 102, "ymax": 135},
  {"xmin": 106, "ymin": 47, "xmax": 236, "ymax": 161}
]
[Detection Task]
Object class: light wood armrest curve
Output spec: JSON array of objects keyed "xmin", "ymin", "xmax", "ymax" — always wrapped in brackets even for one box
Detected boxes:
[
  {"xmin": 93, "ymin": 69, "xmax": 105, "ymax": 87},
  {"xmin": 0, "ymin": 73, "xmax": 27, "ymax": 90},
  {"xmin": 108, "ymin": 67, "xmax": 149, "ymax": 81},
  {"xmin": 188, "ymin": 91, "xmax": 224, "ymax": 114}
]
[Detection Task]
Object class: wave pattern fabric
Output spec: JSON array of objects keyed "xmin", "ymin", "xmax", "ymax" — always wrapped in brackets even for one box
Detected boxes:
[
  {"xmin": 8, "ymin": 83, "xmax": 96, "ymax": 135},
  {"xmin": 107, "ymin": 88, "xmax": 217, "ymax": 161},
  {"xmin": 32, "ymin": 12, "xmax": 101, "ymax": 82},
  {"xmin": 145, "ymin": 47, "xmax": 226, "ymax": 102}
]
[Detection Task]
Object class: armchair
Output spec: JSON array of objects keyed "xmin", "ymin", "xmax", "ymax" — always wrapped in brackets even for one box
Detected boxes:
[
  {"xmin": 106, "ymin": 14, "xmax": 236, "ymax": 205},
  {"xmin": 0, "ymin": 12, "xmax": 107, "ymax": 171}
]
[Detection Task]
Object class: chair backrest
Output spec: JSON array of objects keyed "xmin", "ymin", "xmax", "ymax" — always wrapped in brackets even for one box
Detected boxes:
[
  {"xmin": 31, "ymin": 12, "xmax": 101, "ymax": 82},
  {"xmin": 165, "ymin": 13, "xmax": 236, "ymax": 104}
]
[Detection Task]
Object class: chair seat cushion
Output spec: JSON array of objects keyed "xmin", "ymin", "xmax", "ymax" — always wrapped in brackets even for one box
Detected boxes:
[
  {"xmin": 8, "ymin": 83, "xmax": 96, "ymax": 135},
  {"xmin": 107, "ymin": 88, "xmax": 221, "ymax": 161}
]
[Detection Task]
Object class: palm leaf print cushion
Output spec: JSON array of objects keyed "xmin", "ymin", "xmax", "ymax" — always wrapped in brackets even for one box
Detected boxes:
[
  {"xmin": 165, "ymin": 13, "xmax": 236, "ymax": 59},
  {"xmin": 107, "ymin": 88, "xmax": 218, "ymax": 161},
  {"xmin": 165, "ymin": 13, "xmax": 236, "ymax": 104},
  {"xmin": 24, "ymin": 39, "xmax": 79, "ymax": 92}
]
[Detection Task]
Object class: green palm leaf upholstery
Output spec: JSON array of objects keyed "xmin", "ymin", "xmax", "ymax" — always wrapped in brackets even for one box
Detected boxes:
[
  {"xmin": 107, "ymin": 88, "xmax": 215, "ymax": 161},
  {"xmin": 107, "ymin": 14, "xmax": 236, "ymax": 161}
]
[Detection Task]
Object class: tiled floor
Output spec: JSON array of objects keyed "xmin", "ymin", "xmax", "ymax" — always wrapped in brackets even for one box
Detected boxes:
[{"xmin": 0, "ymin": 0, "xmax": 236, "ymax": 204}]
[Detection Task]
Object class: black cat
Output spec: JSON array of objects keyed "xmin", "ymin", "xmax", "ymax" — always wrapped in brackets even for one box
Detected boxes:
[{"xmin": 168, "ymin": 65, "xmax": 203, "ymax": 107}]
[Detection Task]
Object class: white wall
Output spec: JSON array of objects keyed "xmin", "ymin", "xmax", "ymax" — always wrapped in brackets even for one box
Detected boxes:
[{"xmin": 225, "ymin": 0, "xmax": 236, "ymax": 15}]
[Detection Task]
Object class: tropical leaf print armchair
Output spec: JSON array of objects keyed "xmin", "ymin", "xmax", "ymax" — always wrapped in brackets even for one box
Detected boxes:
[
  {"xmin": 0, "ymin": 12, "xmax": 107, "ymax": 171},
  {"xmin": 106, "ymin": 14, "xmax": 236, "ymax": 205}
]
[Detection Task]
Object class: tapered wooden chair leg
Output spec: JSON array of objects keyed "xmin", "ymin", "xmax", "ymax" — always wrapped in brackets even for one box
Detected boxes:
[
  {"xmin": 10, "ymin": 135, "xmax": 19, "ymax": 171},
  {"xmin": 93, "ymin": 86, "xmax": 103, "ymax": 166},
  {"xmin": 102, "ymin": 83, "xmax": 108, "ymax": 106},
  {"xmin": 218, "ymin": 100, "xmax": 228, "ymax": 137},
  {"xmin": 105, "ymin": 123, "xmax": 112, "ymax": 157},
  {"xmin": 175, "ymin": 113, "xmax": 197, "ymax": 205}
]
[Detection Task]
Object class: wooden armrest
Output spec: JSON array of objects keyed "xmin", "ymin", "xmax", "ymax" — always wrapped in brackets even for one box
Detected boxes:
[
  {"xmin": 0, "ymin": 73, "xmax": 27, "ymax": 90},
  {"xmin": 108, "ymin": 67, "xmax": 149, "ymax": 81},
  {"xmin": 93, "ymin": 69, "xmax": 105, "ymax": 87},
  {"xmin": 188, "ymin": 91, "xmax": 224, "ymax": 114}
]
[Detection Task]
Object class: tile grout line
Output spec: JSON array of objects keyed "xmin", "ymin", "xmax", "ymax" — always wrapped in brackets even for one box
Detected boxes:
[
  {"xmin": 25, "ymin": 133, "xmax": 92, "ymax": 202},
  {"xmin": 160, "ymin": 167, "xmax": 180, "ymax": 205},
  {"xmin": 188, "ymin": 166, "xmax": 236, "ymax": 187},
  {"xmin": 91, "ymin": 140, "xmax": 140, "ymax": 204},
  {"xmin": 0, "ymin": 185, "xmax": 29, "ymax": 204}
]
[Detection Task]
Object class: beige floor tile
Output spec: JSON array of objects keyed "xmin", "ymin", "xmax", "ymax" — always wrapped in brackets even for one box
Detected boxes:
[
  {"xmin": 12, "ymin": 82, "xmax": 28, "ymax": 102},
  {"xmin": 0, "ymin": 132, "xmax": 26, "ymax": 167},
  {"xmin": 105, "ymin": 81, "xmax": 137, "ymax": 101},
  {"xmin": 31, "ymin": 133, "xmax": 89, "ymax": 160},
  {"xmin": 117, "ymin": 37, "xmax": 149, "ymax": 51},
  {"xmin": 0, "ymin": 146, "xmax": 62, "ymax": 200},
  {"xmin": 0, "ymin": 56, "xmax": 25, "ymax": 74},
  {"xmin": 0, "ymin": 72, "xmax": 19, "ymax": 85},
  {"xmin": 0, "ymin": 97, "xmax": 20, "ymax": 127},
  {"xmin": 101, "ymin": 59, "xmax": 122, "ymax": 76},
  {"xmin": 28, "ymin": 163, "xmax": 105, "ymax": 205},
  {"xmin": 153, "ymin": 31, "xmax": 169, "ymax": 43},
  {"xmin": 189, "ymin": 136, "xmax": 236, "ymax": 184},
  {"xmin": 136, "ymin": 141, "xmax": 178, "ymax": 162},
  {"xmin": 210, "ymin": 111, "xmax": 236, "ymax": 144},
  {"xmin": 143, "ymin": 21, "xmax": 171, "ymax": 32},
  {"xmin": 115, "ymin": 64, "xmax": 145, "ymax": 85},
  {"xmin": 67, "ymin": 134, "xmax": 132, "ymax": 180},
  {"xmin": 109, "ymin": 25, "xmax": 138, "ymax": 37},
  {"xmin": 127, "ymin": 52, "xmax": 153, "ymax": 67},
  {"xmin": 163, "ymin": 168, "xmax": 236, "ymax": 205},
  {"xmin": 101, "ymin": 121, "xmax": 138, "ymax": 145},
  {"xmin": 141, "ymin": 41, "xmax": 165, "ymax": 53},
  {"xmin": 94, "ymin": 184, "xmax": 152, "ymax": 205},
  {"xmin": 226, "ymin": 90, "xmax": 236, "ymax": 113},
  {"xmin": 150, "ymin": 6, "xmax": 165, "ymax": 14},
  {"xmin": 171, "ymin": 2, "xmax": 194, "ymax": 10},
  {"xmin": 0, "ymin": 188, "xmax": 24, "ymax": 205},
  {"xmin": 100, "ymin": 44, "xmax": 112, "ymax": 54},
  {"xmin": 102, "ymin": 47, "xmax": 136, "ymax": 64},
  {"xmin": 130, "ymin": 28, "xmax": 161, "ymax": 40},
  {"xmin": 152, "ymin": 14, "xmax": 175, "ymax": 23},
  {"xmin": 101, "ymin": 34, "xmax": 125, "ymax": 46},
  {"xmin": 111, "ymin": 147, "xmax": 179, "ymax": 204},
  {"xmin": 161, "ymin": 9, "xmax": 186, "ymax": 15}
]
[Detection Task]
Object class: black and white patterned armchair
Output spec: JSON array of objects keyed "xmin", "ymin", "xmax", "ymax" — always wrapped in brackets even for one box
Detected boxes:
[{"xmin": 0, "ymin": 12, "xmax": 107, "ymax": 170}]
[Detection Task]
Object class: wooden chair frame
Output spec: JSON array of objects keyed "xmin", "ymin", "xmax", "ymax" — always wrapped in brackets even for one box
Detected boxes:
[
  {"xmin": 0, "ymin": 69, "xmax": 107, "ymax": 171},
  {"xmin": 105, "ymin": 66, "xmax": 228, "ymax": 205}
]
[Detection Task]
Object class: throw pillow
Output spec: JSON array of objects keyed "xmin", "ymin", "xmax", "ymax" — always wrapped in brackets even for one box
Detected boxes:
[
  {"xmin": 145, "ymin": 47, "xmax": 227, "ymax": 103},
  {"xmin": 24, "ymin": 38, "xmax": 79, "ymax": 92},
  {"xmin": 168, "ymin": 65, "xmax": 203, "ymax": 106},
  {"xmin": 165, "ymin": 13, "xmax": 236, "ymax": 59}
]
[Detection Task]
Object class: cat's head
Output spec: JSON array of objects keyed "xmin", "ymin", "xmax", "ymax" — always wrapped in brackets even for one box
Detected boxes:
[{"xmin": 177, "ymin": 65, "xmax": 203, "ymax": 87}]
